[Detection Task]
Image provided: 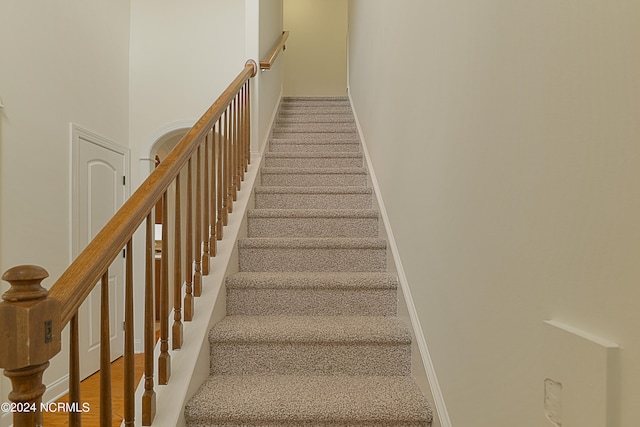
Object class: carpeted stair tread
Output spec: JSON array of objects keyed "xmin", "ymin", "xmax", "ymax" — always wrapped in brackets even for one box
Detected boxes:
[
  {"xmin": 277, "ymin": 114, "xmax": 355, "ymax": 124},
  {"xmin": 282, "ymin": 96, "xmax": 350, "ymax": 102},
  {"xmin": 238, "ymin": 237, "xmax": 386, "ymax": 249},
  {"xmin": 266, "ymin": 151, "xmax": 362, "ymax": 158},
  {"xmin": 247, "ymin": 209, "xmax": 378, "ymax": 219},
  {"xmin": 279, "ymin": 105, "xmax": 352, "ymax": 112},
  {"xmin": 208, "ymin": 317, "xmax": 412, "ymax": 376},
  {"xmin": 262, "ymin": 167, "xmax": 367, "ymax": 174},
  {"xmin": 254, "ymin": 186, "xmax": 373, "ymax": 210},
  {"xmin": 247, "ymin": 210, "xmax": 378, "ymax": 238},
  {"xmin": 237, "ymin": 238, "xmax": 387, "ymax": 272},
  {"xmin": 225, "ymin": 272, "xmax": 398, "ymax": 317},
  {"xmin": 185, "ymin": 375, "xmax": 433, "ymax": 426},
  {"xmin": 272, "ymin": 131, "xmax": 357, "ymax": 140},
  {"xmin": 209, "ymin": 315, "xmax": 411, "ymax": 344},
  {"xmin": 274, "ymin": 123, "xmax": 357, "ymax": 133},
  {"xmin": 269, "ymin": 141, "xmax": 361, "ymax": 153},
  {"xmin": 254, "ymin": 186, "xmax": 372, "ymax": 195},
  {"xmin": 264, "ymin": 152, "xmax": 363, "ymax": 168},
  {"xmin": 278, "ymin": 109, "xmax": 353, "ymax": 116},
  {"xmin": 226, "ymin": 272, "xmax": 397, "ymax": 290},
  {"xmin": 261, "ymin": 168, "xmax": 368, "ymax": 187},
  {"xmin": 271, "ymin": 137, "xmax": 360, "ymax": 143}
]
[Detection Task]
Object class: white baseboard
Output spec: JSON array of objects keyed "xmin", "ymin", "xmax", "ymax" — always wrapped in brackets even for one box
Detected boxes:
[
  {"xmin": 348, "ymin": 93, "xmax": 452, "ymax": 427},
  {"xmin": 44, "ymin": 374, "xmax": 71, "ymax": 404}
]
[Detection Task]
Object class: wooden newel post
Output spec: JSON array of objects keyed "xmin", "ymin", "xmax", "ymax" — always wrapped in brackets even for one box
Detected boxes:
[{"xmin": 0, "ymin": 265, "xmax": 61, "ymax": 427}]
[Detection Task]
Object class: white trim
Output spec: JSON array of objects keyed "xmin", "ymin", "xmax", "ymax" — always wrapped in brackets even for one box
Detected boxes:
[
  {"xmin": 43, "ymin": 373, "xmax": 71, "ymax": 405},
  {"xmin": 544, "ymin": 320, "xmax": 619, "ymax": 349},
  {"xmin": 348, "ymin": 94, "xmax": 452, "ymax": 427},
  {"xmin": 141, "ymin": 119, "xmax": 196, "ymax": 163}
]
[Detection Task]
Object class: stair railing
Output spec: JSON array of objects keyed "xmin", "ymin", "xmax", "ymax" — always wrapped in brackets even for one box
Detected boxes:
[
  {"xmin": 0, "ymin": 59, "xmax": 258, "ymax": 427},
  {"xmin": 260, "ymin": 31, "xmax": 290, "ymax": 71}
]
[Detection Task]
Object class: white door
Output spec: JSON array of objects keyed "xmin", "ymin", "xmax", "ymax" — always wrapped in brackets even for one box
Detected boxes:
[{"xmin": 72, "ymin": 125, "xmax": 128, "ymax": 379}]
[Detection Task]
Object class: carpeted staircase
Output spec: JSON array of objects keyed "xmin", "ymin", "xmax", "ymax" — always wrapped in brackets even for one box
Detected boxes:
[{"xmin": 184, "ymin": 97, "xmax": 433, "ymax": 426}]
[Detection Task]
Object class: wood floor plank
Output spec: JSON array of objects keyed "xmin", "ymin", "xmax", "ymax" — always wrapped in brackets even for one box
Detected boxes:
[{"xmin": 42, "ymin": 354, "xmax": 145, "ymax": 427}]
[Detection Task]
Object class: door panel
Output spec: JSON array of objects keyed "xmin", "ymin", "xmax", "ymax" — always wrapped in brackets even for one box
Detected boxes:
[{"xmin": 73, "ymin": 126, "xmax": 127, "ymax": 379}]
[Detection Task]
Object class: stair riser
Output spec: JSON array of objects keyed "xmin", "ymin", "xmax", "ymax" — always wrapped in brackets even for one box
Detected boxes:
[
  {"xmin": 277, "ymin": 115, "xmax": 354, "ymax": 124},
  {"xmin": 282, "ymin": 99, "xmax": 350, "ymax": 105},
  {"xmin": 247, "ymin": 216, "xmax": 378, "ymax": 238},
  {"xmin": 279, "ymin": 107, "xmax": 352, "ymax": 114},
  {"xmin": 272, "ymin": 132, "xmax": 357, "ymax": 140},
  {"xmin": 264, "ymin": 156, "xmax": 363, "ymax": 168},
  {"xmin": 274, "ymin": 124, "xmax": 357, "ymax": 133},
  {"xmin": 227, "ymin": 288, "xmax": 397, "ymax": 316},
  {"xmin": 255, "ymin": 192, "xmax": 372, "ymax": 209},
  {"xmin": 238, "ymin": 247, "xmax": 386, "ymax": 272},
  {"xmin": 270, "ymin": 142, "xmax": 360, "ymax": 153},
  {"xmin": 261, "ymin": 172, "xmax": 367, "ymax": 187},
  {"xmin": 210, "ymin": 343, "xmax": 411, "ymax": 376}
]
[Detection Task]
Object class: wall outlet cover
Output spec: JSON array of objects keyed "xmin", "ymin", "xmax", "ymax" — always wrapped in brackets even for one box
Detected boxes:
[{"xmin": 544, "ymin": 378, "xmax": 562, "ymax": 426}]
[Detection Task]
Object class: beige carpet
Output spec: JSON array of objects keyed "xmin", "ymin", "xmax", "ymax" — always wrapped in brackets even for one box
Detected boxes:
[{"xmin": 185, "ymin": 97, "xmax": 433, "ymax": 426}]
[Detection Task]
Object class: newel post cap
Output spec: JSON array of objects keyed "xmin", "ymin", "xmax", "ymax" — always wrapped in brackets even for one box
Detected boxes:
[
  {"xmin": 0, "ymin": 265, "xmax": 61, "ymax": 371},
  {"xmin": 2, "ymin": 265, "xmax": 49, "ymax": 302}
]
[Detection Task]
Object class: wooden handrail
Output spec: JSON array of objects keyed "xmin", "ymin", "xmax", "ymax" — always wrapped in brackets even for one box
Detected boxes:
[
  {"xmin": 260, "ymin": 31, "xmax": 289, "ymax": 70},
  {"xmin": 49, "ymin": 60, "xmax": 257, "ymax": 325}
]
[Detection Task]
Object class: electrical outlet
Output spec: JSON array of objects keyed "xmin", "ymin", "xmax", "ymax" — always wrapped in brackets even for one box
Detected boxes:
[{"xmin": 544, "ymin": 378, "xmax": 563, "ymax": 426}]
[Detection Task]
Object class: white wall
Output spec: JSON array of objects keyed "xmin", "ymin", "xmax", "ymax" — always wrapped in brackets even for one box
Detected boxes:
[
  {"xmin": 257, "ymin": 0, "xmax": 284, "ymax": 153},
  {"xmin": 348, "ymin": 1, "xmax": 640, "ymax": 426},
  {"xmin": 129, "ymin": 0, "xmax": 247, "ymax": 170},
  {"xmin": 283, "ymin": 0, "xmax": 347, "ymax": 97},
  {"xmin": 0, "ymin": 0, "xmax": 131, "ymax": 423}
]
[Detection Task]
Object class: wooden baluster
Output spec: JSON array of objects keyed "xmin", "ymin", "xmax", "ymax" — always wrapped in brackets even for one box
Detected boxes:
[
  {"xmin": 142, "ymin": 213, "xmax": 156, "ymax": 425},
  {"xmin": 239, "ymin": 89, "xmax": 245, "ymax": 178},
  {"xmin": 173, "ymin": 174, "xmax": 183, "ymax": 350},
  {"xmin": 100, "ymin": 271, "xmax": 112, "ymax": 427},
  {"xmin": 1, "ymin": 265, "xmax": 60, "ymax": 427},
  {"xmin": 234, "ymin": 94, "xmax": 242, "ymax": 193},
  {"xmin": 209, "ymin": 125, "xmax": 217, "ymax": 257},
  {"xmin": 194, "ymin": 145, "xmax": 203, "ymax": 297},
  {"xmin": 225, "ymin": 108, "xmax": 233, "ymax": 216},
  {"xmin": 124, "ymin": 240, "xmax": 135, "ymax": 426},
  {"xmin": 217, "ymin": 117, "xmax": 226, "ymax": 236},
  {"xmin": 202, "ymin": 133, "xmax": 212, "ymax": 271},
  {"xmin": 232, "ymin": 96, "xmax": 239, "ymax": 198},
  {"xmin": 185, "ymin": 158, "xmax": 194, "ymax": 321},
  {"xmin": 158, "ymin": 192, "xmax": 171, "ymax": 385},
  {"xmin": 237, "ymin": 88, "xmax": 243, "ymax": 181},
  {"xmin": 69, "ymin": 316, "xmax": 79, "ymax": 426},
  {"xmin": 245, "ymin": 81, "xmax": 252, "ymax": 169},
  {"xmin": 240, "ymin": 85, "xmax": 246, "ymax": 179},
  {"xmin": 69, "ymin": 313, "xmax": 81, "ymax": 427}
]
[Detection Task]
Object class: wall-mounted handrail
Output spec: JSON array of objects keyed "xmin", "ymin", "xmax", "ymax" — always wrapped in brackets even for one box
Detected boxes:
[
  {"xmin": 0, "ymin": 59, "xmax": 258, "ymax": 427},
  {"xmin": 260, "ymin": 31, "xmax": 290, "ymax": 70}
]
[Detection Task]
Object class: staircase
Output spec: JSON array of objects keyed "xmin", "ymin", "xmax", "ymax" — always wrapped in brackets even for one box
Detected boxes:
[{"xmin": 184, "ymin": 98, "xmax": 433, "ymax": 426}]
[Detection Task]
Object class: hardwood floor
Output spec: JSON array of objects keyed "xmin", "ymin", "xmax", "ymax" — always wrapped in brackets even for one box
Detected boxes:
[{"xmin": 43, "ymin": 354, "xmax": 145, "ymax": 427}]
